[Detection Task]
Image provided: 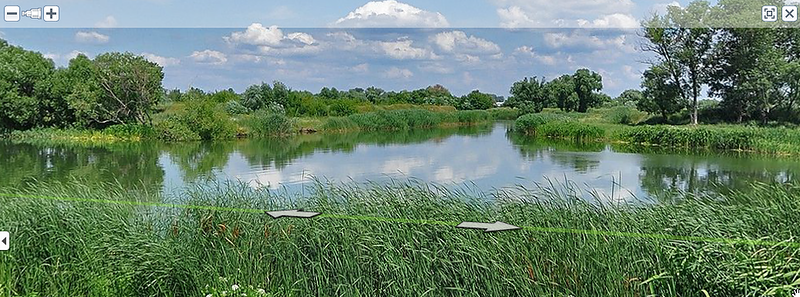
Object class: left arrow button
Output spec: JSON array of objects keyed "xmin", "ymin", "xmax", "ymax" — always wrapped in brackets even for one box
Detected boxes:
[{"xmin": 0, "ymin": 231, "xmax": 9, "ymax": 251}]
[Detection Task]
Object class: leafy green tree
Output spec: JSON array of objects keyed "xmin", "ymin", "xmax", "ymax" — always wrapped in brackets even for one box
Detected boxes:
[
  {"xmin": 92, "ymin": 52, "xmax": 164, "ymax": 126},
  {"xmin": 318, "ymin": 87, "xmax": 340, "ymax": 100},
  {"xmin": 0, "ymin": 40, "xmax": 55, "ymax": 129},
  {"xmin": 616, "ymin": 89, "xmax": 643, "ymax": 107},
  {"xmin": 61, "ymin": 54, "xmax": 104, "ymax": 127},
  {"xmin": 546, "ymin": 75, "xmax": 578, "ymax": 111},
  {"xmin": 410, "ymin": 88, "xmax": 428, "ymax": 104},
  {"xmin": 643, "ymin": 1, "xmax": 722, "ymax": 125},
  {"xmin": 572, "ymin": 69, "xmax": 603, "ymax": 112},
  {"xmin": 507, "ymin": 77, "xmax": 547, "ymax": 113},
  {"xmin": 385, "ymin": 91, "xmax": 411, "ymax": 104},
  {"xmin": 209, "ymin": 89, "xmax": 240, "ymax": 103},
  {"xmin": 164, "ymin": 88, "xmax": 182, "ymax": 103},
  {"xmin": 639, "ymin": 65, "xmax": 683, "ymax": 119},
  {"xmin": 345, "ymin": 88, "xmax": 367, "ymax": 101},
  {"xmin": 458, "ymin": 90, "xmax": 494, "ymax": 110},
  {"xmin": 365, "ymin": 87, "xmax": 385, "ymax": 103},
  {"xmin": 242, "ymin": 81, "xmax": 290, "ymax": 111},
  {"xmin": 426, "ymin": 84, "xmax": 452, "ymax": 98},
  {"xmin": 709, "ymin": 28, "xmax": 784, "ymax": 123}
]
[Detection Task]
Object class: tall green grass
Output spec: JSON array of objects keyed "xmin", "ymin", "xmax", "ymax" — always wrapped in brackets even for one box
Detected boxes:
[
  {"xmin": 514, "ymin": 114, "xmax": 604, "ymax": 140},
  {"xmin": 1, "ymin": 180, "xmax": 799, "ymax": 296},
  {"xmin": 243, "ymin": 111, "xmax": 296, "ymax": 136},
  {"xmin": 322, "ymin": 109, "xmax": 491, "ymax": 132},
  {"xmin": 6, "ymin": 125, "xmax": 157, "ymax": 143},
  {"xmin": 487, "ymin": 107, "xmax": 520, "ymax": 120},
  {"xmin": 618, "ymin": 125, "xmax": 756, "ymax": 150}
]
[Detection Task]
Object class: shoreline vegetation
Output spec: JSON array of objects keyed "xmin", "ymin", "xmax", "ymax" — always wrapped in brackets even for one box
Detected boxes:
[
  {"xmin": 1, "ymin": 179, "xmax": 798, "ymax": 296},
  {"xmin": 2, "ymin": 107, "xmax": 507, "ymax": 143},
  {"xmin": 510, "ymin": 110, "xmax": 800, "ymax": 156},
  {"xmin": 10, "ymin": 105, "xmax": 800, "ymax": 157}
]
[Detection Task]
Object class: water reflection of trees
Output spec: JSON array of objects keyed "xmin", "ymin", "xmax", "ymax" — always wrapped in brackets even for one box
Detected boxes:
[
  {"xmin": 506, "ymin": 135, "xmax": 800, "ymax": 200},
  {"xmin": 506, "ymin": 133, "xmax": 605, "ymax": 173},
  {"xmin": 635, "ymin": 153, "xmax": 798, "ymax": 199},
  {"xmin": 0, "ymin": 141, "xmax": 164, "ymax": 191},
  {"xmin": 237, "ymin": 125, "xmax": 493, "ymax": 171},
  {"xmin": 161, "ymin": 141, "xmax": 236, "ymax": 180},
  {"xmin": 0, "ymin": 125, "xmax": 494, "ymax": 191}
]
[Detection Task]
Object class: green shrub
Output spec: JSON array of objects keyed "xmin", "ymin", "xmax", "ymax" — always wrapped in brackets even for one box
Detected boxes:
[
  {"xmin": 328, "ymin": 109, "xmax": 490, "ymax": 132},
  {"xmin": 538, "ymin": 121, "xmax": 604, "ymax": 140},
  {"xmin": 487, "ymin": 107, "xmax": 520, "ymax": 120},
  {"xmin": 514, "ymin": 113, "xmax": 603, "ymax": 140},
  {"xmin": 514, "ymin": 113, "xmax": 568, "ymax": 134},
  {"xmin": 403, "ymin": 109, "xmax": 441, "ymax": 128},
  {"xmin": 264, "ymin": 102, "xmax": 286, "ymax": 114},
  {"xmin": 347, "ymin": 110, "xmax": 406, "ymax": 130},
  {"xmin": 223, "ymin": 100, "xmax": 250, "ymax": 115},
  {"xmin": 245, "ymin": 111, "xmax": 296, "ymax": 136},
  {"xmin": 183, "ymin": 100, "xmax": 237, "ymax": 140},
  {"xmin": 321, "ymin": 117, "xmax": 358, "ymax": 131},
  {"xmin": 299, "ymin": 97, "xmax": 328, "ymax": 116},
  {"xmin": 154, "ymin": 117, "xmax": 201, "ymax": 141},
  {"xmin": 605, "ymin": 106, "xmax": 647, "ymax": 125},
  {"xmin": 328, "ymin": 99, "xmax": 358, "ymax": 116},
  {"xmin": 102, "ymin": 124, "xmax": 156, "ymax": 139},
  {"xmin": 155, "ymin": 100, "xmax": 236, "ymax": 141},
  {"xmin": 619, "ymin": 125, "xmax": 756, "ymax": 150},
  {"xmin": 456, "ymin": 110, "xmax": 490, "ymax": 123}
]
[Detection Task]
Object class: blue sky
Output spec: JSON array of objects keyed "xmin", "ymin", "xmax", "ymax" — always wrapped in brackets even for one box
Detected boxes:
[
  {"xmin": 2, "ymin": 0, "xmax": 690, "ymax": 28},
  {"xmin": 0, "ymin": 0, "xmax": 693, "ymax": 96}
]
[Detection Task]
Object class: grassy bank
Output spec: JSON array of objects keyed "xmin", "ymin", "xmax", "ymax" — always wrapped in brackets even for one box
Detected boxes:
[
  {"xmin": 511, "ymin": 108, "xmax": 800, "ymax": 155},
  {"xmin": 1, "ymin": 180, "xmax": 799, "ymax": 296},
  {"xmin": 4, "ymin": 108, "xmax": 506, "ymax": 144}
]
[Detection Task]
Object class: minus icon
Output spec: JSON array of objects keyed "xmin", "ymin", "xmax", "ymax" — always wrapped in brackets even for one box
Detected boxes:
[{"xmin": 6, "ymin": 12, "xmax": 17, "ymax": 15}]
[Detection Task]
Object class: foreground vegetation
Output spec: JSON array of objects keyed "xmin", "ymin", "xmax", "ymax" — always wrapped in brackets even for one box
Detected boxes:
[{"xmin": 0, "ymin": 180, "xmax": 798, "ymax": 296}]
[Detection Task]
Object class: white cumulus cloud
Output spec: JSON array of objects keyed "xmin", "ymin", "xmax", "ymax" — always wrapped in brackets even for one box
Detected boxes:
[
  {"xmin": 497, "ymin": 6, "xmax": 537, "ymax": 28},
  {"xmin": 430, "ymin": 31, "xmax": 500, "ymax": 55},
  {"xmin": 577, "ymin": 13, "xmax": 639, "ymax": 28},
  {"xmin": 494, "ymin": 0, "xmax": 636, "ymax": 28},
  {"xmin": 333, "ymin": 0, "xmax": 449, "ymax": 28},
  {"xmin": 351, "ymin": 63, "xmax": 370, "ymax": 73},
  {"xmin": 95, "ymin": 16, "xmax": 118, "ymax": 28},
  {"xmin": 378, "ymin": 39, "xmax": 438, "ymax": 60},
  {"xmin": 385, "ymin": 67, "xmax": 413, "ymax": 79},
  {"xmin": 141, "ymin": 53, "xmax": 180, "ymax": 67},
  {"xmin": 513, "ymin": 46, "xmax": 559, "ymax": 66},
  {"xmin": 225, "ymin": 23, "xmax": 284, "ymax": 46},
  {"xmin": 651, "ymin": 1, "xmax": 681, "ymax": 15},
  {"xmin": 75, "ymin": 31, "xmax": 110, "ymax": 44},
  {"xmin": 543, "ymin": 31, "xmax": 635, "ymax": 53},
  {"xmin": 225, "ymin": 23, "xmax": 320, "ymax": 55},
  {"xmin": 189, "ymin": 50, "xmax": 228, "ymax": 65}
]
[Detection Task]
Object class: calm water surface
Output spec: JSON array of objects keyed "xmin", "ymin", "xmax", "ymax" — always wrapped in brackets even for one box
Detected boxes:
[{"xmin": 2, "ymin": 122, "xmax": 798, "ymax": 202}]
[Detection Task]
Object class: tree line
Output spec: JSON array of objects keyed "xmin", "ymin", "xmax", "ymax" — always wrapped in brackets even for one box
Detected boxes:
[
  {"xmin": 502, "ymin": 69, "xmax": 607, "ymax": 114},
  {"xmin": 0, "ymin": 38, "xmax": 511, "ymax": 131},
  {"xmin": 638, "ymin": 0, "xmax": 800, "ymax": 124}
]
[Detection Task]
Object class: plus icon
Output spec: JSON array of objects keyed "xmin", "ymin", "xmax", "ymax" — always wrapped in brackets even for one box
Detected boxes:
[{"xmin": 42, "ymin": 5, "xmax": 58, "ymax": 22}]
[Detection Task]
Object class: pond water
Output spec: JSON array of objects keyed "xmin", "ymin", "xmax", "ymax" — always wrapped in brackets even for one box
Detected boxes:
[{"xmin": 2, "ymin": 122, "xmax": 799, "ymax": 203}]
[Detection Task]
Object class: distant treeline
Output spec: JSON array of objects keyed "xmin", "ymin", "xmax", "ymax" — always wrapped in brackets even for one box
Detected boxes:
[{"xmin": 0, "ymin": 37, "xmax": 514, "ymax": 132}]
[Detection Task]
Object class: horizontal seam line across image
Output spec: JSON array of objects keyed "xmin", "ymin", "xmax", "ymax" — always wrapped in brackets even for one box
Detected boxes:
[{"xmin": 1, "ymin": 192, "xmax": 797, "ymax": 248}]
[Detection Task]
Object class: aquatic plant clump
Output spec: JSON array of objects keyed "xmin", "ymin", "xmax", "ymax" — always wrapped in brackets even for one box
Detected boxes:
[{"xmin": 513, "ymin": 113, "xmax": 604, "ymax": 140}]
